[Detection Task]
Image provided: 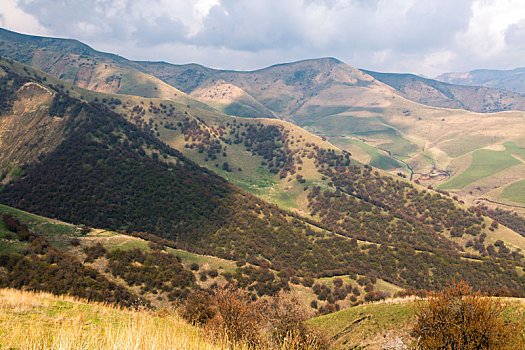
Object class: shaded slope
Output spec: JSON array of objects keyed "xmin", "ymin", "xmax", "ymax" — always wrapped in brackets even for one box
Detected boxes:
[{"xmin": 4, "ymin": 95, "xmax": 521, "ymax": 293}]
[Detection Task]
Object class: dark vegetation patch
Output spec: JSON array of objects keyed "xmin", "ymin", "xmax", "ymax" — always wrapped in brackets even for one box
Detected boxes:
[
  {"xmin": 0, "ymin": 213, "xmax": 144, "ymax": 307},
  {"xmin": 480, "ymin": 206, "xmax": 525, "ymax": 237},
  {"xmin": 0, "ymin": 66, "xmax": 29, "ymax": 113},
  {"xmin": 105, "ymin": 248, "xmax": 195, "ymax": 300}
]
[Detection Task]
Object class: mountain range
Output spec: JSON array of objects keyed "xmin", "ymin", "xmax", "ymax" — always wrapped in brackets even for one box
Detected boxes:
[
  {"xmin": 1, "ymin": 27, "xmax": 525, "ymax": 318},
  {"xmin": 437, "ymin": 67, "xmax": 525, "ymax": 94}
]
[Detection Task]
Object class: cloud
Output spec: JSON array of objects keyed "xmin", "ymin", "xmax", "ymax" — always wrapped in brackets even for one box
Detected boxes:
[
  {"xmin": 0, "ymin": 0, "xmax": 522, "ymax": 75},
  {"xmin": 0, "ymin": 0, "xmax": 48, "ymax": 35}
]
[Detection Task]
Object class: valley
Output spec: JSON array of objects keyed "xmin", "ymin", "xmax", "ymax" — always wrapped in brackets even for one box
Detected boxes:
[{"xmin": 0, "ymin": 26, "xmax": 524, "ymax": 349}]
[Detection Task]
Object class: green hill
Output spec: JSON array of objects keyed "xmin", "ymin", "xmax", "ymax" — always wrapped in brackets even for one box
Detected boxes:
[
  {"xmin": 138, "ymin": 57, "xmax": 525, "ymax": 211},
  {"xmin": 1, "ymin": 59, "xmax": 525, "ymax": 298}
]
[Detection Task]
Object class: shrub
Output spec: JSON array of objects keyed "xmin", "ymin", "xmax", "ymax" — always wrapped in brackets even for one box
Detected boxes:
[
  {"xmin": 412, "ymin": 281, "xmax": 525, "ymax": 349},
  {"xmin": 332, "ymin": 278, "xmax": 343, "ymax": 288},
  {"xmin": 83, "ymin": 243, "xmax": 107, "ymax": 263},
  {"xmin": 364, "ymin": 290, "xmax": 389, "ymax": 302},
  {"xmin": 210, "ymin": 287, "xmax": 262, "ymax": 348},
  {"xmin": 179, "ymin": 290, "xmax": 216, "ymax": 325},
  {"xmin": 70, "ymin": 238, "xmax": 81, "ymax": 246},
  {"xmin": 302, "ymin": 276, "xmax": 315, "ymax": 287},
  {"xmin": 199, "ymin": 271, "xmax": 208, "ymax": 282},
  {"xmin": 318, "ymin": 303, "xmax": 339, "ymax": 315},
  {"xmin": 189, "ymin": 262, "xmax": 200, "ymax": 271},
  {"xmin": 267, "ymin": 292, "xmax": 330, "ymax": 350}
]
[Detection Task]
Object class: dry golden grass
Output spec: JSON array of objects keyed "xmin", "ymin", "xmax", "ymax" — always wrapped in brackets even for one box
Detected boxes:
[{"xmin": 0, "ymin": 288, "xmax": 249, "ymax": 350}]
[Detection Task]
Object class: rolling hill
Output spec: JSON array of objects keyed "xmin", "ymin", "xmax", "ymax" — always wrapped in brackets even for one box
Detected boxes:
[
  {"xmin": 0, "ymin": 27, "xmax": 214, "ymax": 112},
  {"xmin": 2, "ymin": 28, "xmax": 525, "ymax": 214},
  {"xmin": 1, "ymin": 57, "xmax": 525, "ymax": 300},
  {"xmin": 437, "ymin": 67, "xmax": 525, "ymax": 94},
  {"xmin": 141, "ymin": 57, "xmax": 525, "ymax": 211}
]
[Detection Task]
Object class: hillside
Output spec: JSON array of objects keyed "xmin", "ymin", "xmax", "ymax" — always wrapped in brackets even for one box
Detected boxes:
[
  {"xmin": 362, "ymin": 69, "xmax": 525, "ymax": 113},
  {"xmin": 2, "ymin": 28, "xmax": 525, "ymax": 214},
  {"xmin": 309, "ymin": 296, "xmax": 525, "ymax": 349},
  {"xmin": 135, "ymin": 58, "xmax": 525, "ymax": 212},
  {"xmin": 0, "ymin": 288, "xmax": 230, "ymax": 350},
  {"xmin": 1, "ymin": 59, "xmax": 525, "ymax": 299},
  {"xmin": 437, "ymin": 67, "xmax": 525, "ymax": 94}
]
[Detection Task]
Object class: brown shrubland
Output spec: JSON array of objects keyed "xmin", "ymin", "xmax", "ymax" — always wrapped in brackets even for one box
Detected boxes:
[{"xmin": 412, "ymin": 281, "xmax": 525, "ymax": 350}]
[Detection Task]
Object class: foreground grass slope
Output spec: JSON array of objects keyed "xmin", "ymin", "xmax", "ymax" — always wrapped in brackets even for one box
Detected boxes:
[{"xmin": 0, "ymin": 288, "xmax": 233, "ymax": 350}]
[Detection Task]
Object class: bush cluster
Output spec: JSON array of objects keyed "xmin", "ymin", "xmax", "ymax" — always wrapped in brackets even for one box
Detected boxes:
[
  {"xmin": 413, "ymin": 281, "xmax": 525, "ymax": 349},
  {"xmin": 180, "ymin": 288, "xmax": 329, "ymax": 349}
]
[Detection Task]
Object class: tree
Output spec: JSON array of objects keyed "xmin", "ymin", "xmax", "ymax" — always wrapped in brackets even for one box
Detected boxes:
[{"xmin": 412, "ymin": 281, "xmax": 524, "ymax": 349}]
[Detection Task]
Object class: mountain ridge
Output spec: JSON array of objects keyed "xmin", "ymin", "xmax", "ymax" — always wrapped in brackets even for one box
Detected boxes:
[
  {"xmin": 361, "ymin": 69, "xmax": 525, "ymax": 112},
  {"xmin": 437, "ymin": 67, "xmax": 525, "ymax": 94}
]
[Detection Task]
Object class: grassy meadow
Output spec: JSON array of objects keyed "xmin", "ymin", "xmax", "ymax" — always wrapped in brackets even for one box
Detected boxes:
[
  {"xmin": 440, "ymin": 141, "xmax": 525, "ymax": 191},
  {"xmin": 439, "ymin": 149, "xmax": 521, "ymax": 190},
  {"xmin": 501, "ymin": 179, "xmax": 525, "ymax": 204},
  {"xmin": 0, "ymin": 288, "xmax": 244, "ymax": 350}
]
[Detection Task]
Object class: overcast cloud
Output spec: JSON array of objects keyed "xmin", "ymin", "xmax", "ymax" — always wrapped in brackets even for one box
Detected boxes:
[{"xmin": 0, "ymin": 0, "xmax": 524, "ymax": 76}]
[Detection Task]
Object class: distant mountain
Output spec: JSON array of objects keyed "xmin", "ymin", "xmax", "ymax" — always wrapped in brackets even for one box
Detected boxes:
[
  {"xmin": 138, "ymin": 57, "xmax": 399, "ymax": 120},
  {"xmin": 437, "ymin": 67, "xmax": 525, "ymax": 94},
  {"xmin": 0, "ymin": 27, "xmax": 275, "ymax": 118},
  {"xmin": 362, "ymin": 69, "xmax": 525, "ymax": 113}
]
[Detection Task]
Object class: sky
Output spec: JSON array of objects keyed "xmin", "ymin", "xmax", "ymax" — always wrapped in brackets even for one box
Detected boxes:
[{"xmin": 0, "ymin": 0, "xmax": 524, "ymax": 76}]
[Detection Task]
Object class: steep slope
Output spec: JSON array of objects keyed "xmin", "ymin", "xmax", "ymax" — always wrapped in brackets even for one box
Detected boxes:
[
  {"xmin": 144, "ymin": 58, "xmax": 525, "ymax": 212},
  {"xmin": 437, "ymin": 67, "xmax": 525, "ymax": 94},
  {"xmin": 362, "ymin": 69, "xmax": 525, "ymax": 112}
]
